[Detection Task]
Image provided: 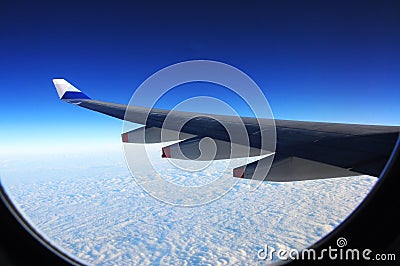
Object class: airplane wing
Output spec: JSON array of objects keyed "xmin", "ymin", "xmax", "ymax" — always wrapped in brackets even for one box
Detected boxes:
[{"xmin": 53, "ymin": 79, "xmax": 400, "ymax": 181}]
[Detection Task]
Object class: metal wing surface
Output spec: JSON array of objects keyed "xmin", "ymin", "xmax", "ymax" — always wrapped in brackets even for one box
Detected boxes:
[{"xmin": 54, "ymin": 79, "xmax": 400, "ymax": 181}]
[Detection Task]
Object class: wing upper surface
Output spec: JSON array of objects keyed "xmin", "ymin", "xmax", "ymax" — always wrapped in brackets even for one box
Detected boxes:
[{"xmin": 55, "ymin": 79, "xmax": 400, "ymax": 179}]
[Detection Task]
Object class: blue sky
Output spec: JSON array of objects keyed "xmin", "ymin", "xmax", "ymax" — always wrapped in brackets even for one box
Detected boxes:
[{"xmin": 0, "ymin": 0, "xmax": 399, "ymax": 155}]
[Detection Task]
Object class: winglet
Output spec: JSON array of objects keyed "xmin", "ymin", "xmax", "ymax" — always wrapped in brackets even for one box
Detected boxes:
[{"xmin": 52, "ymin": 79, "xmax": 90, "ymax": 100}]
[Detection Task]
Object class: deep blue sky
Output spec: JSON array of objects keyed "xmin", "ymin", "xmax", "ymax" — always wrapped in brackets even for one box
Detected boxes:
[{"xmin": 1, "ymin": 0, "xmax": 399, "ymax": 154}]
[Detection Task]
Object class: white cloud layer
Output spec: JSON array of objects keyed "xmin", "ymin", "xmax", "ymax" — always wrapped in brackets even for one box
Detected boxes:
[{"xmin": 0, "ymin": 150, "xmax": 377, "ymax": 265}]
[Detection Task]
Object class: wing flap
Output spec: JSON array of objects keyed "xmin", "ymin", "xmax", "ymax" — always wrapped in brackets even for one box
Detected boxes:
[{"xmin": 275, "ymin": 132, "xmax": 399, "ymax": 177}]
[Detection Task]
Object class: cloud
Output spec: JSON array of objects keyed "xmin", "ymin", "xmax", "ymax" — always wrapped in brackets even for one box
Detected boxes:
[{"xmin": 1, "ymin": 152, "xmax": 377, "ymax": 265}]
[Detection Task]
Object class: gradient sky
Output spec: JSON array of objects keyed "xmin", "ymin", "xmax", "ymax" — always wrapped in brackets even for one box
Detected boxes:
[{"xmin": 1, "ymin": 0, "xmax": 399, "ymax": 155}]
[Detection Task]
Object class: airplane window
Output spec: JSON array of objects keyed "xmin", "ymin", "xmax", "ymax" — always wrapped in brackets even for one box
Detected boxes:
[
  {"xmin": 2, "ymin": 73, "xmax": 397, "ymax": 264},
  {"xmin": 1, "ymin": 1, "xmax": 399, "ymax": 265}
]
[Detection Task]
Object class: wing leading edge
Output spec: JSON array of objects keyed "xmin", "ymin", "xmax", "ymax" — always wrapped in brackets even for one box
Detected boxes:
[{"xmin": 53, "ymin": 79, "xmax": 400, "ymax": 181}]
